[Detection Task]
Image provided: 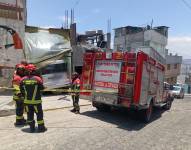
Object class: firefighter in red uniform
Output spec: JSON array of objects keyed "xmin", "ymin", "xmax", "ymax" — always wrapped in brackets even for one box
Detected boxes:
[
  {"xmin": 12, "ymin": 64, "xmax": 26, "ymax": 126},
  {"xmin": 20, "ymin": 64, "xmax": 47, "ymax": 133},
  {"xmin": 70, "ymin": 72, "xmax": 81, "ymax": 114}
]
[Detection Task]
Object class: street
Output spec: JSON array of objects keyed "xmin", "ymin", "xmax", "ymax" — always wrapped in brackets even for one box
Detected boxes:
[{"xmin": 0, "ymin": 96, "xmax": 191, "ymax": 150}]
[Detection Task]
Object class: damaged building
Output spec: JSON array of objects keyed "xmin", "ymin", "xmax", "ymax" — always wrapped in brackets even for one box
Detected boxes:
[
  {"xmin": 0, "ymin": 0, "xmax": 26, "ymax": 88},
  {"xmin": 72, "ymin": 29, "xmax": 111, "ymax": 74}
]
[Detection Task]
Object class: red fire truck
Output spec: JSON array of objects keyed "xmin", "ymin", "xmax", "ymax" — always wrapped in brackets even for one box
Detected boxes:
[{"xmin": 80, "ymin": 50, "xmax": 173, "ymax": 122}]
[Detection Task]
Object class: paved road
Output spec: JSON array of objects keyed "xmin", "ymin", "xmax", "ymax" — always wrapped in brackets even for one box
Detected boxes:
[
  {"xmin": 0, "ymin": 95, "xmax": 91, "ymax": 117},
  {"xmin": 0, "ymin": 97, "xmax": 191, "ymax": 150}
]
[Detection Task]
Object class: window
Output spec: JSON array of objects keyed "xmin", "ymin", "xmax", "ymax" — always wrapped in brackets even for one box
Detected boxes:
[
  {"xmin": 116, "ymin": 44, "xmax": 123, "ymax": 51},
  {"xmin": 174, "ymin": 64, "xmax": 178, "ymax": 69},
  {"xmin": 167, "ymin": 64, "xmax": 170, "ymax": 70},
  {"xmin": 0, "ymin": 9, "xmax": 19, "ymax": 20},
  {"xmin": 41, "ymin": 63, "xmax": 68, "ymax": 75},
  {"xmin": 115, "ymin": 29, "xmax": 122, "ymax": 37}
]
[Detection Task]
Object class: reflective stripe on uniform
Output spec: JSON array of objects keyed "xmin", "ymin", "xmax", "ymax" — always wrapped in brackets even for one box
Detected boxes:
[
  {"xmin": 13, "ymin": 95, "xmax": 23, "ymax": 101},
  {"xmin": 24, "ymin": 86, "xmax": 27, "ymax": 99},
  {"xmin": 13, "ymin": 84, "xmax": 21, "ymax": 100},
  {"xmin": 24, "ymin": 100, "xmax": 42, "ymax": 104},
  {"xmin": 37, "ymin": 120, "xmax": 44, "ymax": 125},
  {"xmin": 24, "ymin": 85, "xmax": 42, "ymax": 105},
  {"xmin": 13, "ymin": 95, "xmax": 19, "ymax": 100},
  {"xmin": 25, "ymin": 106, "xmax": 29, "ymax": 112},
  {"xmin": 13, "ymin": 85, "xmax": 20, "ymax": 95},
  {"xmin": 27, "ymin": 120, "xmax": 33, "ymax": 123},
  {"xmin": 23, "ymin": 80, "xmax": 37, "ymax": 84},
  {"xmin": 13, "ymin": 84, "xmax": 20, "ymax": 91},
  {"xmin": 34, "ymin": 105, "xmax": 38, "ymax": 113},
  {"xmin": 32, "ymin": 85, "xmax": 38, "ymax": 101},
  {"xmin": 16, "ymin": 115, "xmax": 23, "ymax": 120}
]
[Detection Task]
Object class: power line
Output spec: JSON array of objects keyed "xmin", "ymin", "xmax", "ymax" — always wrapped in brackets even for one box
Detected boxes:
[{"xmin": 181, "ymin": 0, "xmax": 191, "ymax": 11}]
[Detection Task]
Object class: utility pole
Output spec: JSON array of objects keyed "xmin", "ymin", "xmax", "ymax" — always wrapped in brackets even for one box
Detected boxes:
[{"xmin": 106, "ymin": 18, "xmax": 111, "ymax": 49}]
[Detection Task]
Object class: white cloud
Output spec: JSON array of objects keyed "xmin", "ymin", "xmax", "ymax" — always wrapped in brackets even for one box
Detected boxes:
[
  {"xmin": 167, "ymin": 36, "xmax": 191, "ymax": 59},
  {"xmin": 92, "ymin": 8, "xmax": 101, "ymax": 14}
]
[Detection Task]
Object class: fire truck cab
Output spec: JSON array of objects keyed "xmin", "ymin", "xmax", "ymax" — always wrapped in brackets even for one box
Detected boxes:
[{"xmin": 80, "ymin": 50, "xmax": 173, "ymax": 122}]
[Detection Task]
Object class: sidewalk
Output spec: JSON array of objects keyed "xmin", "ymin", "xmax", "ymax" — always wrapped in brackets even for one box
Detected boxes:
[
  {"xmin": 185, "ymin": 94, "xmax": 191, "ymax": 96},
  {"xmin": 0, "ymin": 94, "xmax": 91, "ymax": 117}
]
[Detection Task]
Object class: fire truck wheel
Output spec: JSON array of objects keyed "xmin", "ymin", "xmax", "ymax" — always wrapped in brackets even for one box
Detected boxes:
[
  {"xmin": 141, "ymin": 101, "xmax": 153, "ymax": 123},
  {"xmin": 163, "ymin": 100, "xmax": 172, "ymax": 110}
]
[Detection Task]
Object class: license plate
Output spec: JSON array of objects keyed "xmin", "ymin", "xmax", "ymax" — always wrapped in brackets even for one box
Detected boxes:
[{"xmin": 94, "ymin": 95, "xmax": 117, "ymax": 105}]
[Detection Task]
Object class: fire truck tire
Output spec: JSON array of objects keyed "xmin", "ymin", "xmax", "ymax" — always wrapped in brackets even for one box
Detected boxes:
[
  {"xmin": 140, "ymin": 101, "xmax": 153, "ymax": 123},
  {"xmin": 163, "ymin": 100, "xmax": 172, "ymax": 110}
]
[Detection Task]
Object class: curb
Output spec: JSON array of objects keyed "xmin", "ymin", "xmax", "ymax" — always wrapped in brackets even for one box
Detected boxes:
[{"xmin": 0, "ymin": 103, "xmax": 92, "ymax": 117}]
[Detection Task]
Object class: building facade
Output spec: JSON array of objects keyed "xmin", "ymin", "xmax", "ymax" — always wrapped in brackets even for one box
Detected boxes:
[
  {"xmin": 165, "ymin": 50, "xmax": 182, "ymax": 85},
  {"xmin": 0, "ymin": 0, "xmax": 26, "ymax": 87},
  {"xmin": 177, "ymin": 59, "xmax": 191, "ymax": 93},
  {"xmin": 113, "ymin": 25, "xmax": 183, "ymax": 85},
  {"xmin": 114, "ymin": 26, "xmax": 168, "ymax": 58},
  {"xmin": 73, "ymin": 29, "xmax": 111, "ymax": 74}
]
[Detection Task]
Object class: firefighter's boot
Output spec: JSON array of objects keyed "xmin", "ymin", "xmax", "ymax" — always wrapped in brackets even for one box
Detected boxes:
[
  {"xmin": 28, "ymin": 120, "xmax": 35, "ymax": 133},
  {"xmin": 37, "ymin": 124, "xmax": 47, "ymax": 133},
  {"xmin": 70, "ymin": 108, "xmax": 76, "ymax": 112},
  {"xmin": 14, "ymin": 118, "xmax": 27, "ymax": 127},
  {"xmin": 75, "ymin": 110, "xmax": 80, "ymax": 114}
]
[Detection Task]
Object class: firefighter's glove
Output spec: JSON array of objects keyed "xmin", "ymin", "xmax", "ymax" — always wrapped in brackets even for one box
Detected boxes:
[
  {"xmin": 17, "ymin": 93, "xmax": 24, "ymax": 100},
  {"xmin": 17, "ymin": 93, "xmax": 22, "ymax": 97}
]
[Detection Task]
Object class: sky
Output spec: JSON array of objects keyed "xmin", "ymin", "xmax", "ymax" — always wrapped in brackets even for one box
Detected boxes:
[{"xmin": 27, "ymin": 0, "xmax": 191, "ymax": 59}]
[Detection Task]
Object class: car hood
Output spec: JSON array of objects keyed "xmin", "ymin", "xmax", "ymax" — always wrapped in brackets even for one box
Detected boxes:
[{"xmin": 169, "ymin": 90, "xmax": 180, "ymax": 94}]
